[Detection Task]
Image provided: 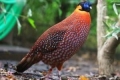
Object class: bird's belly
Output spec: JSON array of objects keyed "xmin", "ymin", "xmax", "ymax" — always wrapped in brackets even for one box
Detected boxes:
[
  {"xmin": 41, "ymin": 34, "xmax": 87, "ymax": 66},
  {"xmin": 41, "ymin": 48, "xmax": 76, "ymax": 66}
]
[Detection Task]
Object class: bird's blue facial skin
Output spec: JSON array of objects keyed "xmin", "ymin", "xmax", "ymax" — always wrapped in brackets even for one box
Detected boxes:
[{"xmin": 80, "ymin": 1, "xmax": 91, "ymax": 12}]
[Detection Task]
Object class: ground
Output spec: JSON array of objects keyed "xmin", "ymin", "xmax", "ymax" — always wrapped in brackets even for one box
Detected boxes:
[
  {"xmin": 0, "ymin": 54, "xmax": 120, "ymax": 80},
  {"xmin": 0, "ymin": 45, "xmax": 120, "ymax": 80},
  {"xmin": 0, "ymin": 55, "xmax": 98, "ymax": 80}
]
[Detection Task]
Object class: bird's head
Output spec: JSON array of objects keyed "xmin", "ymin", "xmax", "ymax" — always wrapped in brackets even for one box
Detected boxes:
[{"xmin": 77, "ymin": 1, "xmax": 92, "ymax": 12}]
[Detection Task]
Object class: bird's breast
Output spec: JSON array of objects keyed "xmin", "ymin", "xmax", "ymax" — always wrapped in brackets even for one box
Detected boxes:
[{"xmin": 41, "ymin": 10, "xmax": 91, "ymax": 65}]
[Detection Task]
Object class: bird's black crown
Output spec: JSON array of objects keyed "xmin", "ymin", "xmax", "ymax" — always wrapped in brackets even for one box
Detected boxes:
[{"xmin": 79, "ymin": 1, "xmax": 92, "ymax": 12}]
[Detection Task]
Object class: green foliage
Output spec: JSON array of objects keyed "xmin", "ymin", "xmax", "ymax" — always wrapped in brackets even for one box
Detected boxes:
[
  {"xmin": 14, "ymin": 0, "xmax": 97, "ymax": 48},
  {"xmin": 104, "ymin": 2, "xmax": 120, "ymax": 39},
  {"xmin": 0, "ymin": 3, "xmax": 6, "ymax": 23},
  {"xmin": 28, "ymin": 18, "xmax": 36, "ymax": 29},
  {"xmin": 106, "ymin": 0, "xmax": 120, "ymax": 18},
  {"xmin": 26, "ymin": 0, "xmax": 62, "ymax": 26},
  {"xmin": 16, "ymin": 17, "xmax": 22, "ymax": 35},
  {"xmin": 113, "ymin": 3, "xmax": 119, "ymax": 15},
  {"xmin": 0, "ymin": 2, "xmax": 36, "ymax": 35}
]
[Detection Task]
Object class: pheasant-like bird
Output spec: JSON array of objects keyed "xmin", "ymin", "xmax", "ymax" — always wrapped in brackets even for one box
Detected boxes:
[{"xmin": 16, "ymin": 1, "xmax": 92, "ymax": 79}]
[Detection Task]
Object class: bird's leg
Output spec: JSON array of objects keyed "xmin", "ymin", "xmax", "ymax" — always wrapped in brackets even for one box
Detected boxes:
[
  {"xmin": 58, "ymin": 70, "xmax": 62, "ymax": 80},
  {"xmin": 41, "ymin": 67, "xmax": 53, "ymax": 80},
  {"xmin": 57, "ymin": 63, "xmax": 63, "ymax": 80},
  {"xmin": 45, "ymin": 68, "xmax": 52, "ymax": 78}
]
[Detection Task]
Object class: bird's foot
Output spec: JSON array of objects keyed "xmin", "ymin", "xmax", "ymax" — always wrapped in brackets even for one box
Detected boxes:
[
  {"xmin": 41, "ymin": 74, "xmax": 62, "ymax": 80},
  {"xmin": 58, "ymin": 71, "xmax": 62, "ymax": 80},
  {"xmin": 41, "ymin": 76, "xmax": 51, "ymax": 80},
  {"xmin": 59, "ymin": 77, "xmax": 61, "ymax": 80},
  {"xmin": 58, "ymin": 75, "xmax": 62, "ymax": 80}
]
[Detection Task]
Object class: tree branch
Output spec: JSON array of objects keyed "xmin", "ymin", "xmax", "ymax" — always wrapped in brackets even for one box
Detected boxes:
[
  {"xmin": 97, "ymin": 11, "xmax": 120, "ymax": 75},
  {"xmin": 97, "ymin": 0, "xmax": 106, "ymax": 52}
]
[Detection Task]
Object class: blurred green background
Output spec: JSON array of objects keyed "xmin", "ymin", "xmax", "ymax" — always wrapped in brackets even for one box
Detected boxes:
[
  {"xmin": 1, "ymin": 0, "xmax": 120, "ymax": 56},
  {"xmin": 13, "ymin": 0, "xmax": 97, "ymax": 49}
]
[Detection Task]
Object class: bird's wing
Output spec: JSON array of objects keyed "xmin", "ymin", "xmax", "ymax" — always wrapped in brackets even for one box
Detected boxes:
[
  {"xmin": 33, "ymin": 30, "xmax": 66, "ymax": 54},
  {"xmin": 40, "ymin": 30, "xmax": 66, "ymax": 53},
  {"xmin": 16, "ymin": 30, "xmax": 66, "ymax": 72}
]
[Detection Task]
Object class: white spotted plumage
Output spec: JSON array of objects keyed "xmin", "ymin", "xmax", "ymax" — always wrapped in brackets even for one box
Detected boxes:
[{"xmin": 16, "ymin": 2, "xmax": 91, "ymax": 73}]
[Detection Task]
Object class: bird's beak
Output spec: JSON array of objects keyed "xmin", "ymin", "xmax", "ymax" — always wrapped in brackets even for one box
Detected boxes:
[{"xmin": 90, "ymin": 6, "xmax": 92, "ymax": 9}]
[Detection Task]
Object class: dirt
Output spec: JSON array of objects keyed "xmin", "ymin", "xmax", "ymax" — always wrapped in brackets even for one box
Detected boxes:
[{"xmin": 0, "ymin": 54, "xmax": 120, "ymax": 80}]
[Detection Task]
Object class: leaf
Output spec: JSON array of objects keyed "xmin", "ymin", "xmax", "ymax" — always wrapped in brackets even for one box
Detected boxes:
[
  {"xmin": 103, "ymin": 32, "xmax": 112, "ymax": 38},
  {"xmin": 58, "ymin": 9, "xmax": 62, "ymax": 17},
  {"xmin": 0, "ymin": 3, "xmax": 6, "ymax": 13},
  {"xmin": 16, "ymin": 17, "xmax": 22, "ymax": 35},
  {"xmin": 0, "ymin": 3, "xmax": 6, "ymax": 24},
  {"xmin": 103, "ymin": 21, "xmax": 111, "ymax": 32},
  {"xmin": 104, "ymin": 27, "xmax": 120, "ymax": 39},
  {"xmin": 112, "ymin": 33, "xmax": 118, "ymax": 40},
  {"xmin": 27, "ymin": 9, "xmax": 32, "ymax": 17},
  {"xmin": 111, "ymin": 29, "xmax": 120, "ymax": 38},
  {"xmin": 111, "ymin": 23, "xmax": 117, "ymax": 29},
  {"xmin": 113, "ymin": 3, "xmax": 118, "ymax": 15},
  {"xmin": 27, "ymin": 18, "xmax": 36, "ymax": 29},
  {"xmin": 118, "ymin": 14, "xmax": 120, "ymax": 20}
]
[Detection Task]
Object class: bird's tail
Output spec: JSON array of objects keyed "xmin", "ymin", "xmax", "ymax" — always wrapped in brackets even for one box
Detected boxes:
[{"xmin": 16, "ymin": 53, "xmax": 41, "ymax": 72}]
